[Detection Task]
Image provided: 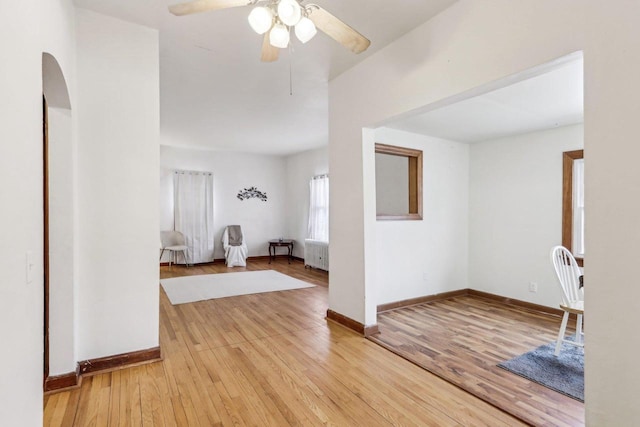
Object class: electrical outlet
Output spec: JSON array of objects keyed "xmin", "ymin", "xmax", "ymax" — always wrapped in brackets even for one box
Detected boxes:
[{"xmin": 528, "ymin": 282, "xmax": 538, "ymax": 293}]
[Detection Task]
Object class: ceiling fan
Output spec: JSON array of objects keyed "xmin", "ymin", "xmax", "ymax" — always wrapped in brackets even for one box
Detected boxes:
[{"xmin": 168, "ymin": 0, "xmax": 371, "ymax": 62}]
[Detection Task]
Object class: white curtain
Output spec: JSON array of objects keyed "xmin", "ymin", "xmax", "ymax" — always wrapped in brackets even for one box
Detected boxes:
[
  {"xmin": 174, "ymin": 170, "xmax": 214, "ymax": 264},
  {"xmin": 308, "ymin": 174, "xmax": 329, "ymax": 242}
]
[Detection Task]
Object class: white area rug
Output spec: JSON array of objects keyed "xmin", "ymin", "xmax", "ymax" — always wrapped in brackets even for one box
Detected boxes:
[{"xmin": 160, "ymin": 270, "xmax": 315, "ymax": 305}]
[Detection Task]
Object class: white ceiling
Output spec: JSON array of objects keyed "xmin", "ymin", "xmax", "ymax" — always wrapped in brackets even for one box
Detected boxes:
[
  {"xmin": 74, "ymin": 0, "xmax": 457, "ymax": 155},
  {"xmin": 386, "ymin": 58, "xmax": 584, "ymax": 143}
]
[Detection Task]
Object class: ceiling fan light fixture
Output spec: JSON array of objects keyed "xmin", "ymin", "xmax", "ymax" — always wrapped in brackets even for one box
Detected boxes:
[
  {"xmin": 277, "ymin": 0, "xmax": 302, "ymax": 26},
  {"xmin": 294, "ymin": 16, "xmax": 317, "ymax": 43},
  {"xmin": 269, "ymin": 23, "xmax": 290, "ymax": 49},
  {"xmin": 248, "ymin": 6, "xmax": 274, "ymax": 34}
]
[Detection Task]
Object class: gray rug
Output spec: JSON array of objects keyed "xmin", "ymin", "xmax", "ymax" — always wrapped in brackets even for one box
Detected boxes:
[{"xmin": 497, "ymin": 338, "xmax": 584, "ymax": 402}]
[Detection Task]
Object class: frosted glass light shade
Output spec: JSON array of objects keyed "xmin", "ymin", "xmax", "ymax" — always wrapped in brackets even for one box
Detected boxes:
[
  {"xmin": 270, "ymin": 23, "xmax": 290, "ymax": 48},
  {"xmin": 277, "ymin": 0, "xmax": 301, "ymax": 26},
  {"xmin": 294, "ymin": 17, "xmax": 317, "ymax": 43},
  {"xmin": 248, "ymin": 6, "xmax": 274, "ymax": 34}
]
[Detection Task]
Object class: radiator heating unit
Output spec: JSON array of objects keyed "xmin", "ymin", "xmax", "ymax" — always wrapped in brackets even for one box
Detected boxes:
[{"xmin": 304, "ymin": 239, "xmax": 329, "ymax": 271}]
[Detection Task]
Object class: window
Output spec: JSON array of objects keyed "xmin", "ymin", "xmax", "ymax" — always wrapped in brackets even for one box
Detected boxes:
[
  {"xmin": 375, "ymin": 143, "xmax": 423, "ymax": 221},
  {"xmin": 562, "ymin": 150, "xmax": 584, "ymax": 264},
  {"xmin": 308, "ymin": 174, "xmax": 329, "ymax": 242}
]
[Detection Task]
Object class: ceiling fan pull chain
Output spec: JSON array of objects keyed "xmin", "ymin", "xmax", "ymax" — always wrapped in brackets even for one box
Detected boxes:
[{"xmin": 289, "ymin": 40, "xmax": 294, "ymax": 96}]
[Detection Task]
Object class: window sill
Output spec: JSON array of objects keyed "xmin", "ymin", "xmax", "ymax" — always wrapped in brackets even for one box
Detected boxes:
[{"xmin": 377, "ymin": 214, "xmax": 423, "ymax": 221}]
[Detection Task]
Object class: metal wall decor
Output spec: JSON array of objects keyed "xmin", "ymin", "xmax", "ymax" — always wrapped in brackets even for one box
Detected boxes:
[{"xmin": 237, "ymin": 186, "xmax": 268, "ymax": 201}]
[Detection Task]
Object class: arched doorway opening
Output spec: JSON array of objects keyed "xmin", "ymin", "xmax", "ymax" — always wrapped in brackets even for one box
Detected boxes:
[{"xmin": 42, "ymin": 52, "xmax": 75, "ymax": 389}]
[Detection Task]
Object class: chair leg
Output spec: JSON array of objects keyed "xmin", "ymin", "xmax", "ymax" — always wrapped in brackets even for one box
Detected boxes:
[
  {"xmin": 555, "ymin": 311, "xmax": 570, "ymax": 356},
  {"xmin": 576, "ymin": 314, "xmax": 583, "ymax": 344},
  {"xmin": 183, "ymin": 250, "xmax": 189, "ymax": 267},
  {"xmin": 159, "ymin": 248, "xmax": 165, "ymax": 262}
]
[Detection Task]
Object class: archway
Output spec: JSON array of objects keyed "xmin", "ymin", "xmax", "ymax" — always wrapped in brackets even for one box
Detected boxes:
[{"xmin": 42, "ymin": 52, "xmax": 76, "ymax": 389}]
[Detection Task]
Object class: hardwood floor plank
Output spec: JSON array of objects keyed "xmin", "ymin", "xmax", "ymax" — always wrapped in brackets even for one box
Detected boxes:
[
  {"xmin": 72, "ymin": 376, "xmax": 95, "ymax": 426},
  {"xmin": 108, "ymin": 370, "xmax": 121, "ymax": 426},
  {"xmin": 128, "ymin": 368, "xmax": 143, "ymax": 426},
  {"xmin": 139, "ymin": 365, "xmax": 164, "ymax": 427},
  {"xmin": 43, "ymin": 393, "xmax": 57, "ymax": 426},
  {"xmin": 95, "ymin": 374, "xmax": 111, "ymax": 427},
  {"xmin": 43, "ymin": 392, "xmax": 66, "ymax": 427},
  {"xmin": 57, "ymin": 387, "xmax": 81, "ymax": 427}
]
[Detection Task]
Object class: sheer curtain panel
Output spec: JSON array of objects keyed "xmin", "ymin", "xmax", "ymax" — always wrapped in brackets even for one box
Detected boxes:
[
  {"xmin": 174, "ymin": 170, "xmax": 215, "ymax": 264},
  {"xmin": 308, "ymin": 175, "xmax": 329, "ymax": 242}
]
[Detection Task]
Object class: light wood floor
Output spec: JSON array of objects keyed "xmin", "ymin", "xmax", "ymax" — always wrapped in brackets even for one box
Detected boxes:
[
  {"xmin": 370, "ymin": 296, "xmax": 585, "ymax": 427},
  {"xmin": 44, "ymin": 258, "xmax": 524, "ymax": 426}
]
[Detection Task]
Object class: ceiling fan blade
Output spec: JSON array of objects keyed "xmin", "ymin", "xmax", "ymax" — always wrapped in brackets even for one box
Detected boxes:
[
  {"xmin": 169, "ymin": 0, "xmax": 250, "ymax": 16},
  {"xmin": 308, "ymin": 6, "xmax": 371, "ymax": 54},
  {"xmin": 261, "ymin": 33, "xmax": 279, "ymax": 62}
]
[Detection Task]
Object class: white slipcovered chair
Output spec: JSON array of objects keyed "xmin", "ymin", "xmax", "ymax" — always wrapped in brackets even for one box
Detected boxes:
[
  {"xmin": 550, "ymin": 245, "xmax": 584, "ymax": 356},
  {"xmin": 160, "ymin": 230, "xmax": 190, "ymax": 268},
  {"xmin": 222, "ymin": 225, "xmax": 248, "ymax": 267}
]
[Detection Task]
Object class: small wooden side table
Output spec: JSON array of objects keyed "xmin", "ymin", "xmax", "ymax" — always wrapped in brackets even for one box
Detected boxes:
[{"xmin": 268, "ymin": 239, "xmax": 294, "ymax": 264}]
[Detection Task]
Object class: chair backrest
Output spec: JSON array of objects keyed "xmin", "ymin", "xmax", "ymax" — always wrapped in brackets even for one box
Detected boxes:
[
  {"xmin": 222, "ymin": 225, "xmax": 245, "ymax": 247},
  {"xmin": 161, "ymin": 230, "xmax": 186, "ymax": 247},
  {"xmin": 550, "ymin": 245, "xmax": 583, "ymax": 306}
]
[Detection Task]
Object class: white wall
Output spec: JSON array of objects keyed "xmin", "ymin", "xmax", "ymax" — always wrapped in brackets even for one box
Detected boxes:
[
  {"xmin": 0, "ymin": 6, "xmax": 48, "ymax": 424},
  {"xmin": 0, "ymin": 0, "xmax": 76, "ymax": 423},
  {"xmin": 469, "ymin": 124, "xmax": 583, "ymax": 308},
  {"xmin": 75, "ymin": 9, "xmax": 160, "ymax": 360},
  {"xmin": 285, "ymin": 146, "xmax": 329, "ymax": 258},
  {"xmin": 328, "ymin": 0, "xmax": 640, "ymax": 423},
  {"xmin": 160, "ymin": 146, "xmax": 288, "ymax": 260},
  {"xmin": 374, "ymin": 128, "xmax": 469, "ymax": 305}
]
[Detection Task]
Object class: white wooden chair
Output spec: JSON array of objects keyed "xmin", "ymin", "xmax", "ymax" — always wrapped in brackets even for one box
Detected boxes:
[
  {"xmin": 160, "ymin": 231, "xmax": 190, "ymax": 268},
  {"xmin": 550, "ymin": 245, "xmax": 584, "ymax": 356}
]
